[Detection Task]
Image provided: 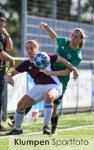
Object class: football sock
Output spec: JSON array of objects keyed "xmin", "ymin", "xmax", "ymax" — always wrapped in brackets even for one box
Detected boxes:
[
  {"xmin": 51, "ymin": 114, "xmax": 58, "ymax": 127},
  {"xmin": 44, "ymin": 103, "xmax": 53, "ymax": 126},
  {"xmin": 15, "ymin": 109, "xmax": 25, "ymax": 130},
  {"xmin": 10, "ymin": 106, "xmax": 32, "ymax": 124},
  {"xmin": 51, "ymin": 115, "xmax": 58, "ymax": 133}
]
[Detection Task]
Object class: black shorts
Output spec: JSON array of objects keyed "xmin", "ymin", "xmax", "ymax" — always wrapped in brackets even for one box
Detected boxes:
[{"xmin": 54, "ymin": 94, "xmax": 63, "ymax": 105}]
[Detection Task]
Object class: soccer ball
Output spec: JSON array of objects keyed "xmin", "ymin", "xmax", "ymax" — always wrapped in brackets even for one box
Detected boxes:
[{"xmin": 34, "ymin": 52, "xmax": 50, "ymax": 68}]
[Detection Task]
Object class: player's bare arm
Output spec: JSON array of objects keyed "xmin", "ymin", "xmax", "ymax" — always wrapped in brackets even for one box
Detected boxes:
[
  {"xmin": 40, "ymin": 55, "xmax": 79, "ymax": 80},
  {"xmin": 40, "ymin": 22, "xmax": 57, "ymax": 40},
  {"xmin": 40, "ymin": 68, "xmax": 78, "ymax": 80},
  {"xmin": 7, "ymin": 69, "xmax": 19, "ymax": 86},
  {"xmin": 0, "ymin": 27, "xmax": 13, "ymax": 51},
  {"xmin": 0, "ymin": 51, "xmax": 15, "ymax": 67}
]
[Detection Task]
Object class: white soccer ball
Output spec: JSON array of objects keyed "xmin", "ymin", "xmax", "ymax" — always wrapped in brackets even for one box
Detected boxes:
[{"xmin": 34, "ymin": 52, "xmax": 50, "ymax": 68}]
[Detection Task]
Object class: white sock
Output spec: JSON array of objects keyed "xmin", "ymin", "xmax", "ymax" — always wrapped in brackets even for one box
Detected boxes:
[
  {"xmin": 44, "ymin": 103, "xmax": 53, "ymax": 126},
  {"xmin": 15, "ymin": 109, "xmax": 25, "ymax": 130}
]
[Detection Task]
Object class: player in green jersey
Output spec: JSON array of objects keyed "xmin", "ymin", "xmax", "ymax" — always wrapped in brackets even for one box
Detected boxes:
[{"xmin": 40, "ymin": 22, "xmax": 86, "ymax": 134}]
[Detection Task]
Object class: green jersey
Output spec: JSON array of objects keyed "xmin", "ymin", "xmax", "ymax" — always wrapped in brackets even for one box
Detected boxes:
[{"xmin": 52, "ymin": 36, "xmax": 82, "ymax": 93}]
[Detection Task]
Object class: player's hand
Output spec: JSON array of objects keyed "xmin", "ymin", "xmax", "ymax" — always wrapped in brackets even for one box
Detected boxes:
[
  {"xmin": 73, "ymin": 67, "xmax": 79, "ymax": 80},
  {"xmin": 40, "ymin": 22, "xmax": 47, "ymax": 29},
  {"xmin": 39, "ymin": 69, "xmax": 51, "ymax": 75},
  {"xmin": 7, "ymin": 74, "xmax": 14, "ymax": 86},
  {"xmin": 0, "ymin": 27, "xmax": 10, "ymax": 37},
  {"xmin": 9, "ymin": 58, "xmax": 15, "ymax": 68}
]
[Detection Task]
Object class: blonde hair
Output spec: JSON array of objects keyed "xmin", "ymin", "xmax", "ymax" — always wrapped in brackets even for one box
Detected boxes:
[
  {"xmin": 25, "ymin": 40, "xmax": 40, "ymax": 49},
  {"xmin": 73, "ymin": 28, "xmax": 86, "ymax": 48}
]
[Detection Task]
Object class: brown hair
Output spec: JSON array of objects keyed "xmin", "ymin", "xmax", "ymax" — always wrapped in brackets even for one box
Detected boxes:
[{"xmin": 73, "ymin": 28, "xmax": 86, "ymax": 48}]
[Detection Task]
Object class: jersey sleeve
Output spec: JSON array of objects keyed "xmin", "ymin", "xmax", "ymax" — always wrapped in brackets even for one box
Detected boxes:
[
  {"xmin": 47, "ymin": 52, "xmax": 58, "ymax": 63},
  {"xmin": 15, "ymin": 60, "xmax": 27, "ymax": 72},
  {"xmin": 56, "ymin": 36, "xmax": 68, "ymax": 47}
]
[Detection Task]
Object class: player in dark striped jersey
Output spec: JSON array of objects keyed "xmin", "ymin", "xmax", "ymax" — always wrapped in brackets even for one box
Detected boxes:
[{"xmin": 0, "ymin": 11, "xmax": 14, "ymax": 132}]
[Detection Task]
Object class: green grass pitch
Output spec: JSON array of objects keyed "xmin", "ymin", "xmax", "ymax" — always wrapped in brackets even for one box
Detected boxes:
[{"xmin": 0, "ymin": 113, "xmax": 94, "ymax": 150}]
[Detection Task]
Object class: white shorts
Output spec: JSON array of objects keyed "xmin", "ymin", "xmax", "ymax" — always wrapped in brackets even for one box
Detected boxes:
[{"xmin": 27, "ymin": 84, "xmax": 62, "ymax": 103}]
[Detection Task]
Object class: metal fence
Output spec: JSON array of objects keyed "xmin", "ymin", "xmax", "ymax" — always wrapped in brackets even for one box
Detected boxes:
[{"xmin": 24, "ymin": 15, "xmax": 94, "ymax": 62}]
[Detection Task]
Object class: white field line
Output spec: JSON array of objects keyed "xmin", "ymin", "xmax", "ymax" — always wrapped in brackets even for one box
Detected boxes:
[{"xmin": 0, "ymin": 124, "xmax": 94, "ymax": 139}]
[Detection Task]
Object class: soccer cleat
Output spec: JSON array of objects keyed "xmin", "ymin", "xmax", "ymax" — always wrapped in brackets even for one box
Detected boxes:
[
  {"xmin": 6, "ymin": 128, "xmax": 23, "ymax": 135},
  {"xmin": 0, "ymin": 124, "xmax": 9, "ymax": 132},
  {"xmin": 43, "ymin": 125, "xmax": 51, "ymax": 135}
]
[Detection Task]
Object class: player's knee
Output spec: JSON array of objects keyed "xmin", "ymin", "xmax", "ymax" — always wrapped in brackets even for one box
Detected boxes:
[
  {"xmin": 17, "ymin": 101, "xmax": 25, "ymax": 111},
  {"xmin": 44, "ymin": 93, "xmax": 54, "ymax": 103}
]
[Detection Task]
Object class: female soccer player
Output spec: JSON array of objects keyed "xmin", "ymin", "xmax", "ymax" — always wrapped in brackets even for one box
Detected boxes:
[
  {"xmin": 40, "ymin": 22, "xmax": 86, "ymax": 134},
  {"xmin": 6, "ymin": 40, "xmax": 78, "ymax": 135}
]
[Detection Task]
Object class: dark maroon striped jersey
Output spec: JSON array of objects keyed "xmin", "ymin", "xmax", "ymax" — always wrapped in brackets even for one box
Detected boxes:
[{"xmin": 16, "ymin": 52, "xmax": 59, "ymax": 85}]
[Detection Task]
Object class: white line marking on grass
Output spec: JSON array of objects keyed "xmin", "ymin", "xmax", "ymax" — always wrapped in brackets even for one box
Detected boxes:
[
  {"xmin": 0, "ymin": 131, "xmax": 43, "ymax": 139},
  {"xmin": 0, "ymin": 124, "xmax": 94, "ymax": 139},
  {"xmin": 58, "ymin": 124, "xmax": 94, "ymax": 131}
]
